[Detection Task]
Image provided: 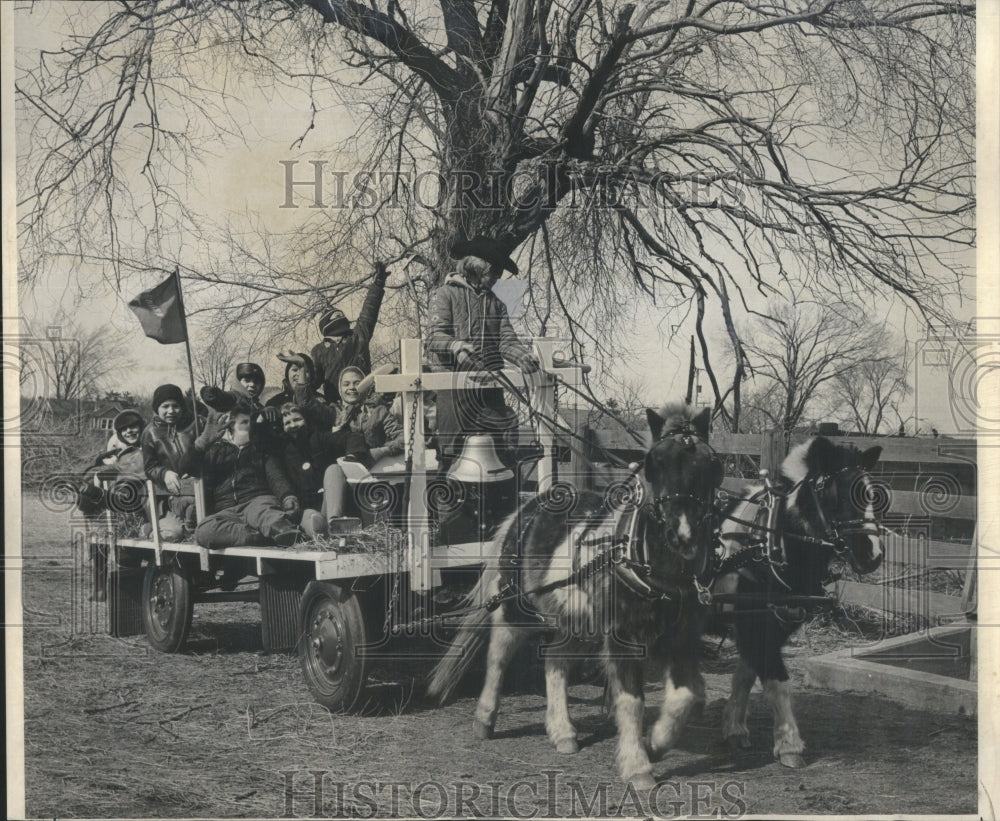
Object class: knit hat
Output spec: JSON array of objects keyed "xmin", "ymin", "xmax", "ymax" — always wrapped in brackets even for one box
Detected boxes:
[
  {"xmin": 152, "ymin": 384, "xmax": 185, "ymax": 413},
  {"xmin": 235, "ymin": 362, "xmax": 265, "ymax": 385},
  {"xmin": 319, "ymin": 308, "xmax": 350, "ymax": 337},
  {"xmin": 112, "ymin": 409, "xmax": 144, "ymax": 434}
]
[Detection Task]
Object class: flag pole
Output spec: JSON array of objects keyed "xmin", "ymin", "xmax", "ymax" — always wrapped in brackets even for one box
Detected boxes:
[{"xmin": 172, "ymin": 266, "xmax": 201, "ymax": 437}]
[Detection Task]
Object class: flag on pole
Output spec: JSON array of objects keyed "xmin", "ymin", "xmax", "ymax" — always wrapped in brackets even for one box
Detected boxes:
[{"xmin": 128, "ymin": 273, "xmax": 187, "ymax": 344}]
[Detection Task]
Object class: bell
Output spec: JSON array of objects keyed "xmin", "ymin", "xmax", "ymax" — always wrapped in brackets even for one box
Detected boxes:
[{"xmin": 447, "ymin": 435, "xmax": 514, "ymax": 483}]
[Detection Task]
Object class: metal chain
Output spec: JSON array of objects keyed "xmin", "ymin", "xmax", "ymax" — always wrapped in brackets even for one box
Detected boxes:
[
  {"xmin": 381, "ymin": 534, "xmax": 402, "ymax": 639},
  {"xmin": 406, "ymin": 379, "xmax": 420, "ymax": 460}
]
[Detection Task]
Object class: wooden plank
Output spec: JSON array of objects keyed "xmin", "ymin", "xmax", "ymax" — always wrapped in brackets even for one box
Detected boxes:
[
  {"xmin": 842, "ymin": 437, "xmax": 976, "ymax": 465},
  {"xmin": 712, "ymin": 432, "xmax": 766, "ymax": 456},
  {"xmin": 881, "ymin": 531, "xmax": 975, "ymax": 568},
  {"xmin": 883, "ymin": 490, "xmax": 976, "ymax": 519},
  {"xmin": 827, "ymin": 580, "xmax": 966, "ymax": 619},
  {"xmin": 718, "ymin": 480, "xmax": 975, "ymax": 519}
]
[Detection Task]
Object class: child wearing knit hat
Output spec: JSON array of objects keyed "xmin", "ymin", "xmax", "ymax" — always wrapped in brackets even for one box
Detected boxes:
[{"xmin": 141, "ymin": 383, "xmax": 201, "ymax": 540}]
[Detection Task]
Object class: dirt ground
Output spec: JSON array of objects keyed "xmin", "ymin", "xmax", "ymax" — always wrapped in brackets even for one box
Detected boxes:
[{"xmin": 18, "ymin": 495, "xmax": 977, "ymax": 818}]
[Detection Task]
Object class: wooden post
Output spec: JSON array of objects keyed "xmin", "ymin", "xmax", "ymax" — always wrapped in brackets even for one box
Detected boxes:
[
  {"xmin": 533, "ymin": 339, "xmax": 556, "ymax": 494},
  {"xmin": 399, "ymin": 339, "xmax": 434, "ymax": 592},
  {"xmin": 760, "ymin": 428, "xmax": 787, "ymax": 476},
  {"xmin": 147, "ymin": 480, "xmax": 163, "ymax": 566},
  {"xmin": 960, "ymin": 524, "xmax": 977, "ymax": 614}
]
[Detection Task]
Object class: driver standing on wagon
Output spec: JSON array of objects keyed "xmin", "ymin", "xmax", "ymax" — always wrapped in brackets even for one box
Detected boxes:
[{"xmin": 425, "ymin": 236, "xmax": 539, "ymax": 470}]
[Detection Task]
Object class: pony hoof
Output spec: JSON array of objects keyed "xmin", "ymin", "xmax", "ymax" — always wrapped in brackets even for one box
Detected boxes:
[
  {"xmin": 628, "ymin": 773, "xmax": 657, "ymax": 792},
  {"xmin": 778, "ymin": 752, "xmax": 806, "ymax": 769},
  {"xmin": 472, "ymin": 719, "xmax": 494, "ymax": 741},
  {"xmin": 555, "ymin": 738, "xmax": 579, "ymax": 755}
]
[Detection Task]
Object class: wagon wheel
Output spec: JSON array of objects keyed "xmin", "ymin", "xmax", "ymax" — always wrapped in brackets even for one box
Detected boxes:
[
  {"xmin": 141, "ymin": 562, "xmax": 194, "ymax": 653},
  {"xmin": 298, "ymin": 581, "xmax": 369, "ymax": 712}
]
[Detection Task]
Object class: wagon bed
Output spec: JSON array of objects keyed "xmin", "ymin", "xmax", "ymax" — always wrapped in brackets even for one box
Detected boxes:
[{"xmin": 89, "ymin": 337, "xmax": 586, "ymax": 711}]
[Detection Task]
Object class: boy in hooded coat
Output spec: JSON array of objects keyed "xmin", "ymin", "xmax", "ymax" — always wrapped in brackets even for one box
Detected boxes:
[{"xmin": 322, "ymin": 366, "xmax": 406, "ymax": 532}]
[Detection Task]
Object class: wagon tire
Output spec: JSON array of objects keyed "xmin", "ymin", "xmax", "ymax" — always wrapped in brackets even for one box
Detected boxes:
[
  {"xmin": 298, "ymin": 581, "xmax": 369, "ymax": 712},
  {"xmin": 141, "ymin": 562, "xmax": 193, "ymax": 653}
]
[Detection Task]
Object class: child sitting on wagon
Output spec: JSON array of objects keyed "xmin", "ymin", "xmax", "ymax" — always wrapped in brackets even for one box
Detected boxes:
[
  {"xmin": 275, "ymin": 402, "xmax": 367, "ymax": 537},
  {"xmin": 180, "ymin": 404, "xmax": 304, "ymax": 548},
  {"xmin": 322, "ymin": 366, "xmax": 405, "ymax": 533},
  {"xmin": 265, "ymin": 351, "xmax": 333, "ymax": 430},
  {"xmin": 76, "ymin": 408, "xmax": 148, "ymax": 601},
  {"xmin": 77, "ymin": 408, "xmax": 148, "ymax": 519},
  {"xmin": 141, "ymin": 384, "xmax": 202, "ymax": 540},
  {"xmin": 200, "ymin": 361, "xmax": 282, "ymax": 445}
]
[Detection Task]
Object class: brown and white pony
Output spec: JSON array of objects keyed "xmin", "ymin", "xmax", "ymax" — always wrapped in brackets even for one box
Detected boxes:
[
  {"xmin": 713, "ymin": 437, "xmax": 883, "ymax": 767},
  {"xmin": 429, "ymin": 403, "xmax": 723, "ymax": 789}
]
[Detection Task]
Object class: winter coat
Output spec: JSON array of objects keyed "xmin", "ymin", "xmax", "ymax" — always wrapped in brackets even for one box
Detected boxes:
[
  {"xmin": 311, "ymin": 277, "xmax": 386, "ymax": 402},
  {"xmin": 180, "ymin": 436, "xmax": 295, "ymax": 514},
  {"xmin": 332, "ymin": 399, "xmax": 404, "ymax": 463},
  {"xmin": 79, "ymin": 424, "xmax": 147, "ymax": 518},
  {"xmin": 425, "ymin": 273, "xmax": 533, "ymax": 372},
  {"xmin": 94, "ymin": 441, "xmax": 145, "ymax": 480},
  {"xmin": 275, "ymin": 428, "xmax": 362, "ymax": 509},
  {"xmin": 141, "ymin": 413, "xmax": 201, "ymax": 490},
  {"xmin": 206, "ymin": 384, "xmax": 281, "ymax": 449}
]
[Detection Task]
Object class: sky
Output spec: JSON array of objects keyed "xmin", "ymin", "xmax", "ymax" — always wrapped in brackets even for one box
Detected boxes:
[{"xmin": 12, "ymin": 1, "xmax": 975, "ymax": 423}]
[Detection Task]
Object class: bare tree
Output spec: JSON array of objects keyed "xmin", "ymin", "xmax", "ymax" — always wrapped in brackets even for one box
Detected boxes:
[
  {"xmin": 22, "ymin": 312, "xmax": 135, "ymax": 400},
  {"xmin": 833, "ymin": 339, "xmax": 911, "ymax": 434},
  {"xmin": 16, "ymin": 1, "xmax": 974, "ymax": 405},
  {"xmin": 193, "ymin": 334, "xmax": 242, "ymax": 390},
  {"xmin": 738, "ymin": 301, "xmax": 889, "ymax": 434}
]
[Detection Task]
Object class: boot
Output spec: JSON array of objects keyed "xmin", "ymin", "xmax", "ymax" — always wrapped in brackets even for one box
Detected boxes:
[
  {"xmin": 90, "ymin": 543, "xmax": 108, "ymax": 603},
  {"xmin": 273, "ymin": 526, "xmax": 306, "ymax": 548}
]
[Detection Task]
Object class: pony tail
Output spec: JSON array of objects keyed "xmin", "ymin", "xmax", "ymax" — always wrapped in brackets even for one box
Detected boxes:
[{"xmin": 426, "ymin": 507, "xmax": 519, "ymax": 703}]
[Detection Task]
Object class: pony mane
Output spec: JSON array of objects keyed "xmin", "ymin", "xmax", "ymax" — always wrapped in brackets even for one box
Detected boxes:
[{"xmin": 652, "ymin": 402, "xmax": 698, "ymax": 433}]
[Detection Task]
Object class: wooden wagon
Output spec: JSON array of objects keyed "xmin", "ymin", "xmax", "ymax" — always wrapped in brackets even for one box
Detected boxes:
[{"xmin": 92, "ymin": 339, "xmax": 587, "ymax": 711}]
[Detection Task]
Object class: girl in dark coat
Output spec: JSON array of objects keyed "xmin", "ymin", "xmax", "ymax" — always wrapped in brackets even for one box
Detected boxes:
[{"xmin": 275, "ymin": 402, "xmax": 367, "ymax": 537}]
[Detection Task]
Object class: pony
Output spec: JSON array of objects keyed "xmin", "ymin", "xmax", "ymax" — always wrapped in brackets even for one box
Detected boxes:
[
  {"xmin": 428, "ymin": 403, "xmax": 723, "ymax": 789},
  {"xmin": 712, "ymin": 436, "xmax": 883, "ymax": 767}
]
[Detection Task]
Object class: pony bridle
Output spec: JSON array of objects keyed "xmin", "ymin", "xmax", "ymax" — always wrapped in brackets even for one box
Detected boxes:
[
  {"xmin": 804, "ymin": 466, "xmax": 882, "ymax": 560},
  {"xmin": 647, "ymin": 425, "xmax": 719, "ymax": 533},
  {"xmin": 637, "ymin": 425, "xmax": 720, "ymax": 598}
]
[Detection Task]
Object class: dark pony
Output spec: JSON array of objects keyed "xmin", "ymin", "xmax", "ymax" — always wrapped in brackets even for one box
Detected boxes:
[
  {"xmin": 429, "ymin": 403, "xmax": 723, "ymax": 789},
  {"xmin": 713, "ymin": 437, "xmax": 883, "ymax": 767}
]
